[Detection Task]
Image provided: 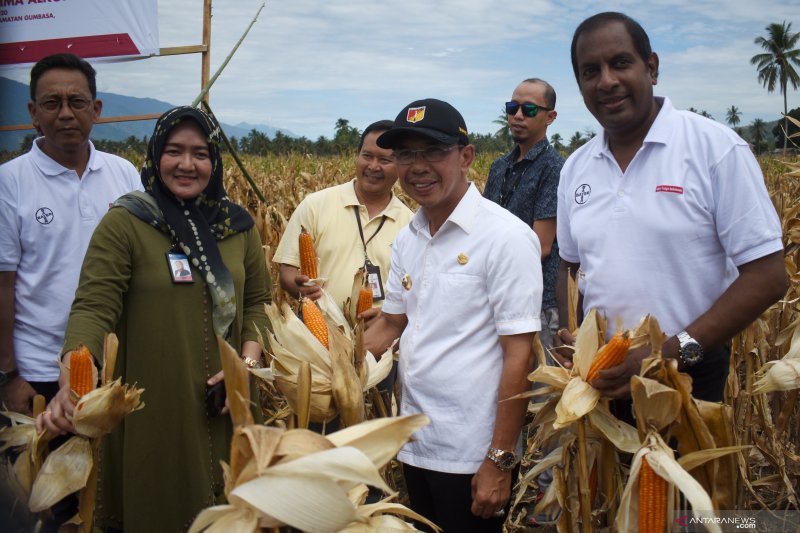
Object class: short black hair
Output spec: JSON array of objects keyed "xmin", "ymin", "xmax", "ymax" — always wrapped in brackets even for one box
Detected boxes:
[
  {"xmin": 358, "ymin": 120, "xmax": 394, "ymax": 152},
  {"xmin": 30, "ymin": 53, "xmax": 97, "ymax": 100},
  {"xmin": 570, "ymin": 12, "xmax": 656, "ymax": 83},
  {"xmin": 521, "ymin": 78, "xmax": 557, "ymax": 109}
]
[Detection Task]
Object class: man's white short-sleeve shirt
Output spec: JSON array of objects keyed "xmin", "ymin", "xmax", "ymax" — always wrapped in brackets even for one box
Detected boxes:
[
  {"xmin": 383, "ymin": 184, "xmax": 542, "ymax": 473},
  {"xmin": 557, "ymin": 97, "xmax": 783, "ymax": 337},
  {"xmin": 0, "ymin": 139, "xmax": 142, "ymax": 381}
]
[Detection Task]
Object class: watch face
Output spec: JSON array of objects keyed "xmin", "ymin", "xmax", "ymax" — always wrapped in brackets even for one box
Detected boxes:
[
  {"xmin": 682, "ymin": 342, "xmax": 704, "ymax": 366},
  {"xmin": 498, "ymin": 451, "xmax": 516, "ymax": 469}
]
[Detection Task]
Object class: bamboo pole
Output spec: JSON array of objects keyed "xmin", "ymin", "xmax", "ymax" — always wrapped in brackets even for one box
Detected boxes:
[
  {"xmin": 201, "ymin": 0, "xmax": 212, "ymax": 105},
  {"xmin": 202, "ymin": 102, "xmax": 268, "ymax": 205},
  {"xmin": 191, "ymin": 2, "xmax": 266, "ymax": 108}
]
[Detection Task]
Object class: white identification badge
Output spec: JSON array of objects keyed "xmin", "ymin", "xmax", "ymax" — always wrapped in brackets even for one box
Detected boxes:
[
  {"xmin": 364, "ymin": 260, "xmax": 384, "ymax": 301},
  {"xmin": 167, "ymin": 252, "xmax": 194, "ymax": 283}
]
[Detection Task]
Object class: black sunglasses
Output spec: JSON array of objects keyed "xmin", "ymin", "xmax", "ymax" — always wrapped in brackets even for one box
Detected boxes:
[{"xmin": 505, "ymin": 101, "xmax": 553, "ymax": 118}]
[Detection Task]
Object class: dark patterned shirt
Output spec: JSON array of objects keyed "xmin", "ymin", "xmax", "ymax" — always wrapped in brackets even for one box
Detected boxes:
[{"xmin": 483, "ymin": 138, "xmax": 564, "ymax": 310}]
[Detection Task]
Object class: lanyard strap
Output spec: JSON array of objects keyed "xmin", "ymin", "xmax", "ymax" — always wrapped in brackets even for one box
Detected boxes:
[{"xmin": 353, "ymin": 207, "xmax": 387, "ymax": 261}]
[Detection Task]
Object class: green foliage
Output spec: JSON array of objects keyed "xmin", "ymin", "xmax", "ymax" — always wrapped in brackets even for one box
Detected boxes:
[
  {"xmin": 771, "ymin": 107, "xmax": 800, "ymax": 148},
  {"xmin": 726, "ymin": 105, "xmax": 742, "ymax": 128},
  {"xmin": 750, "ymin": 118, "xmax": 769, "ymax": 154},
  {"xmin": 751, "ymin": 21, "xmax": 800, "ymax": 152}
]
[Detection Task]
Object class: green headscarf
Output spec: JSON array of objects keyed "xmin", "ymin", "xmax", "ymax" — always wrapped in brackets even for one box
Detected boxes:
[{"xmin": 115, "ymin": 106, "xmax": 254, "ymax": 337}]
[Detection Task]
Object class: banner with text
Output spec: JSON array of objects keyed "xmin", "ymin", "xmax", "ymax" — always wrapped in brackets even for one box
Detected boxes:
[{"xmin": 0, "ymin": 0, "xmax": 159, "ymax": 67}]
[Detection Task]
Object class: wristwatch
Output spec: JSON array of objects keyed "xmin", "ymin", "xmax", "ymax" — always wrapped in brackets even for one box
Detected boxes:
[
  {"xmin": 0, "ymin": 368, "xmax": 19, "ymax": 388},
  {"xmin": 486, "ymin": 447, "xmax": 518, "ymax": 471},
  {"xmin": 677, "ymin": 330, "xmax": 704, "ymax": 368}
]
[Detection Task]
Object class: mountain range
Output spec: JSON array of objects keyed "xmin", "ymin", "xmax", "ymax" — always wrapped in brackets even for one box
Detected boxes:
[{"xmin": 0, "ymin": 76, "xmax": 296, "ymax": 152}]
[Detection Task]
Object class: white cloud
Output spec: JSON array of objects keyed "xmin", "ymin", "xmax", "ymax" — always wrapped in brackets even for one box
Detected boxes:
[{"xmin": 3, "ymin": 0, "xmax": 799, "ymax": 140}]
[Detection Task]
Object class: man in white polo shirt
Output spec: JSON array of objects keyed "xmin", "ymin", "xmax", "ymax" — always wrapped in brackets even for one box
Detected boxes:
[
  {"xmin": 0, "ymin": 53, "xmax": 141, "ymax": 414},
  {"xmin": 554, "ymin": 12, "xmax": 787, "ymax": 415},
  {"xmin": 364, "ymin": 98, "xmax": 542, "ymax": 532}
]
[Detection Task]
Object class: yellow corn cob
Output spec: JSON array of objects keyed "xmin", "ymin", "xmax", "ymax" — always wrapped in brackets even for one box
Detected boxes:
[
  {"xmin": 302, "ymin": 298, "xmax": 329, "ymax": 349},
  {"xmin": 299, "ymin": 226, "xmax": 318, "ymax": 280},
  {"xmin": 639, "ymin": 456, "xmax": 667, "ymax": 533},
  {"xmin": 69, "ymin": 344, "xmax": 95, "ymax": 398},
  {"xmin": 585, "ymin": 331, "xmax": 631, "ymax": 382},
  {"xmin": 356, "ymin": 287, "xmax": 373, "ymax": 315}
]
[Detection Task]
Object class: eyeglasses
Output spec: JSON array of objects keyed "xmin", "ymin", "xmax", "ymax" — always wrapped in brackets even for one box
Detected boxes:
[
  {"xmin": 393, "ymin": 145, "xmax": 457, "ymax": 165},
  {"xmin": 505, "ymin": 101, "xmax": 552, "ymax": 118},
  {"xmin": 36, "ymin": 96, "xmax": 93, "ymax": 113}
]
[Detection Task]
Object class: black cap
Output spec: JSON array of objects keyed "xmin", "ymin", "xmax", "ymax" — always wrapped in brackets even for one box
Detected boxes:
[{"xmin": 377, "ymin": 98, "xmax": 469, "ymax": 148}]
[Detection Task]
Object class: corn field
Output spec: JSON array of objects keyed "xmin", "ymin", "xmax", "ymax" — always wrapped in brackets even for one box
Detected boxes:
[
  {"xmin": 203, "ymin": 149, "xmax": 799, "ymax": 531},
  {"xmin": 7, "ymin": 146, "xmax": 796, "ymax": 532}
]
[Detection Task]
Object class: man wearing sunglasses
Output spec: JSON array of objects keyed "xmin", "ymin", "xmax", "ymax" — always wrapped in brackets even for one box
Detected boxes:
[
  {"xmin": 483, "ymin": 79, "xmax": 564, "ymax": 526},
  {"xmin": 484, "ymin": 79, "xmax": 564, "ymax": 353},
  {"xmin": 365, "ymin": 98, "xmax": 543, "ymax": 532}
]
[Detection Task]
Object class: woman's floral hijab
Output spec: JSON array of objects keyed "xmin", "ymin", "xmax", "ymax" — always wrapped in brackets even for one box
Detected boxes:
[{"xmin": 115, "ymin": 106, "xmax": 253, "ymax": 337}]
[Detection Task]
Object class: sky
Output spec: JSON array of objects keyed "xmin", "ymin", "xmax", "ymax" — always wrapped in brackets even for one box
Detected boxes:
[{"xmin": 3, "ymin": 0, "xmax": 800, "ymax": 142}]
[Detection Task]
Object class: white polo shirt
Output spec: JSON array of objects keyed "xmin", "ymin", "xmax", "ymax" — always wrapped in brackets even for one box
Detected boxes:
[
  {"xmin": 0, "ymin": 139, "xmax": 142, "ymax": 381},
  {"xmin": 383, "ymin": 184, "xmax": 542, "ymax": 474},
  {"xmin": 557, "ymin": 97, "xmax": 783, "ymax": 338}
]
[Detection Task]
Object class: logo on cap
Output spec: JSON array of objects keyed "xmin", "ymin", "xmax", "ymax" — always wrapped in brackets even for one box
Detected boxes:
[{"xmin": 406, "ymin": 106, "xmax": 426, "ymax": 123}]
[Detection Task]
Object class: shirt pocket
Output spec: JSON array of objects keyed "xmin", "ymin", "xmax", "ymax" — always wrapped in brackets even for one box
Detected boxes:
[{"xmin": 434, "ymin": 272, "xmax": 487, "ymax": 322}]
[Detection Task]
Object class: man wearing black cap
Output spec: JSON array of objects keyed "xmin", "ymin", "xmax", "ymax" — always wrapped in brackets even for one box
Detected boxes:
[{"xmin": 364, "ymin": 98, "xmax": 543, "ymax": 532}]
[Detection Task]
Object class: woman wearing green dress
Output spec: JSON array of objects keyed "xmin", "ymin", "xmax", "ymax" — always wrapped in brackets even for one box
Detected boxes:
[{"xmin": 38, "ymin": 106, "xmax": 271, "ymax": 531}]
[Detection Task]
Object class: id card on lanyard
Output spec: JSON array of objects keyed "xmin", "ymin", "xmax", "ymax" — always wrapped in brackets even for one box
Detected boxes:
[{"xmin": 354, "ymin": 207, "xmax": 386, "ymax": 301}]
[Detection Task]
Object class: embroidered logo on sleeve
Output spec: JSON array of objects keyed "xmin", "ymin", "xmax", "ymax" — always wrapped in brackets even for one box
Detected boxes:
[{"xmin": 655, "ymin": 185, "xmax": 684, "ymax": 194}]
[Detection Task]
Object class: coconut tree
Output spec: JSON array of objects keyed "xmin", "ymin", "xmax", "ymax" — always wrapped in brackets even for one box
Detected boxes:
[
  {"xmin": 751, "ymin": 21, "xmax": 800, "ymax": 153},
  {"xmin": 493, "ymin": 111, "xmax": 513, "ymax": 150},
  {"xmin": 550, "ymin": 132, "xmax": 565, "ymax": 154},
  {"xmin": 751, "ymin": 118, "xmax": 767, "ymax": 155},
  {"xmin": 725, "ymin": 105, "xmax": 741, "ymax": 128}
]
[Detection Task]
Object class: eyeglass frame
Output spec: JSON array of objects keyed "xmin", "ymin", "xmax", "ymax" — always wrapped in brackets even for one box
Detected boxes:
[
  {"xmin": 392, "ymin": 145, "xmax": 460, "ymax": 165},
  {"xmin": 34, "ymin": 95, "xmax": 95, "ymax": 113},
  {"xmin": 505, "ymin": 101, "xmax": 553, "ymax": 118}
]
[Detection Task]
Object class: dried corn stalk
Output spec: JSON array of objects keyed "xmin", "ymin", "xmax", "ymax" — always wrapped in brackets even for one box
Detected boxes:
[
  {"xmin": 189, "ymin": 337, "xmax": 439, "ymax": 533},
  {"xmin": 260, "ymin": 300, "xmax": 392, "ymax": 426}
]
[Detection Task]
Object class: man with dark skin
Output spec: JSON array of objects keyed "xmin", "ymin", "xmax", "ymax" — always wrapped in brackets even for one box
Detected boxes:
[{"xmin": 554, "ymin": 12, "xmax": 787, "ymax": 409}]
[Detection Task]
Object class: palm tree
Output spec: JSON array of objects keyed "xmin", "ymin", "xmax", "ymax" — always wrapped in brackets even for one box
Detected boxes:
[
  {"xmin": 751, "ymin": 21, "xmax": 800, "ymax": 153},
  {"xmin": 751, "ymin": 118, "xmax": 767, "ymax": 155},
  {"xmin": 568, "ymin": 131, "xmax": 585, "ymax": 153},
  {"xmin": 726, "ymin": 105, "xmax": 741, "ymax": 128},
  {"xmin": 493, "ymin": 111, "xmax": 512, "ymax": 150},
  {"xmin": 550, "ymin": 133, "xmax": 565, "ymax": 154}
]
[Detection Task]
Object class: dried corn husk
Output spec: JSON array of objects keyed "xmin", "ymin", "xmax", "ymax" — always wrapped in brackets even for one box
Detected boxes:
[
  {"xmin": 71, "ymin": 379, "xmax": 145, "ymax": 438},
  {"xmin": 191, "ymin": 414, "xmax": 431, "ymax": 533},
  {"xmin": 263, "ymin": 300, "xmax": 391, "ymax": 424},
  {"xmin": 330, "ymin": 326, "xmax": 366, "ymax": 427},
  {"xmin": 616, "ymin": 434, "xmax": 722, "ymax": 533},
  {"xmin": 752, "ymin": 358, "xmax": 800, "ymax": 393},
  {"xmin": 28, "ymin": 435, "xmax": 92, "ymax": 512}
]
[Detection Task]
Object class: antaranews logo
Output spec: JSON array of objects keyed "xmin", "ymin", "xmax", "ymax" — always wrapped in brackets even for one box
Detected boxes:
[{"xmin": 675, "ymin": 514, "xmax": 758, "ymax": 529}]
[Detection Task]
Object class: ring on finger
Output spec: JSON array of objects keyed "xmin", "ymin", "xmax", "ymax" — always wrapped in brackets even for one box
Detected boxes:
[{"xmin": 492, "ymin": 509, "xmax": 505, "ymax": 517}]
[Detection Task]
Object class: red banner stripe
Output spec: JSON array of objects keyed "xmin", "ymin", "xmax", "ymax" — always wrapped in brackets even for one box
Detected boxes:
[{"xmin": 0, "ymin": 34, "xmax": 141, "ymax": 65}]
